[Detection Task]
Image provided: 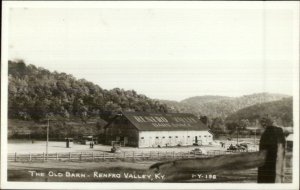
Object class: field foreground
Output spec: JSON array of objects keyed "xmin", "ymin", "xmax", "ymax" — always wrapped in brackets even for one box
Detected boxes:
[
  {"xmin": 8, "ymin": 152, "xmax": 292, "ymax": 183},
  {"xmin": 7, "ymin": 139, "xmax": 292, "ymax": 183}
]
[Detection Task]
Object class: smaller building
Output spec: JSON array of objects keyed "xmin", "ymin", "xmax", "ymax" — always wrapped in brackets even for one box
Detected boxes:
[
  {"xmin": 104, "ymin": 112, "xmax": 213, "ymax": 148},
  {"xmin": 77, "ymin": 135, "xmax": 98, "ymax": 145}
]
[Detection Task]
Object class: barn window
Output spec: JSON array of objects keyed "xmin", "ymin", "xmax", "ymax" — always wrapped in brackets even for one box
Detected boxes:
[
  {"xmin": 204, "ymin": 135, "xmax": 207, "ymax": 137},
  {"xmin": 187, "ymin": 136, "xmax": 190, "ymax": 138},
  {"xmin": 140, "ymin": 137, "xmax": 144, "ymax": 139},
  {"xmin": 175, "ymin": 136, "xmax": 178, "ymax": 138},
  {"xmin": 156, "ymin": 137, "xmax": 159, "ymax": 139},
  {"xmin": 162, "ymin": 136, "xmax": 165, "ymax": 139},
  {"xmin": 169, "ymin": 136, "xmax": 172, "ymax": 138}
]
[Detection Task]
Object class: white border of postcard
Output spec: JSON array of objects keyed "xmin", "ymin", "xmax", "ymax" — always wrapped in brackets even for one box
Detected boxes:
[{"xmin": 1, "ymin": 1, "xmax": 299, "ymax": 190}]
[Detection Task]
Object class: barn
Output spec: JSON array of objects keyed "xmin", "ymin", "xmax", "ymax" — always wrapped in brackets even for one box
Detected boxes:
[{"xmin": 104, "ymin": 112, "xmax": 213, "ymax": 148}]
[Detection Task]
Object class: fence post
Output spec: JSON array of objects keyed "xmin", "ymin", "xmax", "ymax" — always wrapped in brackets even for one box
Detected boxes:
[
  {"xmin": 92, "ymin": 152, "xmax": 94, "ymax": 161},
  {"xmin": 103, "ymin": 152, "xmax": 105, "ymax": 160},
  {"xmin": 133, "ymin": 151, "xmax": 135, "ymax": 160},
  {"xmin": 29, "ymin": 153, "xmax": 32, "ymax": 161},
  {"xmin": 14, "ymin": 152, "xmax": 17, "ymax": 162},
  {"xmin": 69, "ymin": 152, "xmax": 71, "ymax": 160},
  {"xmin": 257, "ymin": 125, "xmax": 286, "ymax": 183},
  {"xmin": 80, "ymin": 152, "xmax": 82, "ymax": 161},
  {"xmin": 56, "ymin": 152, "xmax": 58, "ymax": 160},
  {"xmin": 43, "ymin": 152, "xmax": 45, "ymax": 162},
  {"xmin": 123, "ymin": 152, "xmax": 126, "ymax": 160}
]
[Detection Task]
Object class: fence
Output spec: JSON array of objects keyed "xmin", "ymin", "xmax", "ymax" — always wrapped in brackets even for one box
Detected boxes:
[
  {"xmin": 8, "ymin": 149, "xmax": 252, "ymax": 162},
  {"xmin": 149, "ymin": 126, "xmax": 289, "ymax": 183}
]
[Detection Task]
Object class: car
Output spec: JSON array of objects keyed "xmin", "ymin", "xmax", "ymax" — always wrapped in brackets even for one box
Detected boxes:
[
  {"xmin": 111, "ymin": 141, "xmax": 122, "ymax": 153},
  {"xmin": 227, "ymin": 144, "xmax": 248, "ymax": 152},
  {"xmin": 239, "ymin": 143, "xmax": 248, "ymax": 149},
  {"xmin": 236, "ymin": 144, "xmax": 248, "ymax": 151},
  {"xmin": 111, "ymin": 146, "xmax": 121, "ymax": 153},
  {"xmin": 190, "ymin": 148, "xmax": 207, "ymax": 155},
  {"xmin": 227, "ymin": 144, "xmax": 238, "ymax": 151}
]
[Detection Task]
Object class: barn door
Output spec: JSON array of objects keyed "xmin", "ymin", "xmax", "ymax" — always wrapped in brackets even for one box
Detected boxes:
[
  {"xmin": 124, "ymin": 137, "xmax": 128, "ymax": 146},
  {"xmin": 194, "ymin": 136, "xmax": 198, "ymax": 144},
  {"xmin": 155, "ymin": 137, "xmax": 159, "ymax": 146}
]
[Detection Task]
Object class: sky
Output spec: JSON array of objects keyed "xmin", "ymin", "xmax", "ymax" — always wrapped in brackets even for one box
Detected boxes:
[{"xmin": 7, "ymin": 5, "xmax": 298, "ymax": 101}]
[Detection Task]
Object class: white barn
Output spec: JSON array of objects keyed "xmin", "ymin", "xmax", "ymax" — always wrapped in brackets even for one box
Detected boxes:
[{"xmin": 105, "ymin": 112, "xmax": 213, "ymax": 148}]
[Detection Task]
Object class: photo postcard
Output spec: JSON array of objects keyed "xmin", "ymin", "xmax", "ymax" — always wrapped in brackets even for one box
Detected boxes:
[{"xmin": 1, "ymin": 1, "xmax": 299, "ymax": 189}]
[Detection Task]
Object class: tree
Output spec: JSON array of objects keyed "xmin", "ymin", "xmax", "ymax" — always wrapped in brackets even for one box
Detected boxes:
[
  {"xmin": 200, "ymin": 116, "xmax": 209, "ymax": 126},
  {"xmin": 226, "ymin": 122, "xmax": 239, "ymax": 134},
  {"xmin": 211, "ymin": 117, "xmax": 226, "ymax": 133}
]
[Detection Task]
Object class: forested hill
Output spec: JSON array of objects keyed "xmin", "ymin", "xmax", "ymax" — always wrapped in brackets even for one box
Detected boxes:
[
  {"xmin": 8, "ymin": 60, "xmax": 169, "ymax": 122},
  {"xmin": 162, "ymin": 93, "xmax": 291, "ymax": 118},
  {"xmin": 225, "ymin": 97, "xmax": 293, "ymax": 127}
]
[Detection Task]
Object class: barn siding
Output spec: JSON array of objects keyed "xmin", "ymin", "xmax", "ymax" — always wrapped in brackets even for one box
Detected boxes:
[{"xmin": 138, "ymin": 130, "xmax": 213, "ymax": 148}]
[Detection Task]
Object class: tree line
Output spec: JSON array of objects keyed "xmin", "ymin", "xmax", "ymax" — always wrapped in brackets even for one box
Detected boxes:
[{"xmin": 8, "ymin": 60, "xmax": 169, "ymax": 123}]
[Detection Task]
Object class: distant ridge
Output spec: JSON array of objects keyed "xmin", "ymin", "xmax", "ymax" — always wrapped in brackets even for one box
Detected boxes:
[
  {"xmin": 226, "ymin": 97, "xmax": 293, "ymax": 127},
  {"xmin": 160, "ymin": 93, "xmax": 291, "ymax": 118}
]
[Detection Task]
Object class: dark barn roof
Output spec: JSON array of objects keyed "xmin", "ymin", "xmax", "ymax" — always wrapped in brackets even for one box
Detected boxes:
[{"xmin": 122, "ymin": 112, "xmax": 209, "ymax": 131}]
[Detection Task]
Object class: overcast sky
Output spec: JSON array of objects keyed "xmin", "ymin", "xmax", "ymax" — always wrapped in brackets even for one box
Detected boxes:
[{"xmin": 8, "ymin": 5, "xmax": 298, "ymax": 101}]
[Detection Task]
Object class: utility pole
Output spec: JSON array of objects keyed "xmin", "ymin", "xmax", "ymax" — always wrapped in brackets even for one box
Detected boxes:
[
  {"xmin": 46, "ymin": 118, "xmax": 49, "ymax": 161},
  {"xmin": 254, "ymin": 129, "xmax": 256, "ymax": 145},
  {"xmin": 236, "ymin": 126, "xmax": 239, "ymax": 145}
]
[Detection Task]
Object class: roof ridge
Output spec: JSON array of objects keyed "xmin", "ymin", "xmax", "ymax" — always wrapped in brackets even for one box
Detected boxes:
[{"xmin": 119, "ymin": 112, "xmax": 209, "ymax": 131}]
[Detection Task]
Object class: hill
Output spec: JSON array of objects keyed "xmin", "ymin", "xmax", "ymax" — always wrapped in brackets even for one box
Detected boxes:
[
  {"xmin": 225, "ymin": 97, "xmax": 293, "ymax": 127},
  {"xmin": 8, "ymin": 60, "xmax": 173, "ymax": 139},
  {"xmin": 161, "ymin": 93, "xmax": 291, "ymax": 118},
  {"xmin": 8, "ymin": 60, "xmax": 169, "ymax": 121}
]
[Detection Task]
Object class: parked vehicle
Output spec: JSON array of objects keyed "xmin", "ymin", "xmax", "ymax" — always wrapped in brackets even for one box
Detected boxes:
[
  {"xmin": 227, "ymin": 144, "xmax": 238, "ymax": 151},
  {"xmin": 239, "ymin": 143, "xmax": 248, "ymax": 149},
  {"xmin": 227, "ymin": 144, "xmax": 248, "ymax": 152},
  {"xmin": 236, "ymin": 144, "xmax": 248, "ymax": 151},
  {"xmin": 190, "ymin": 148, "xmax": 207, "ymax": 155},
  {"xmin": 111, "ymin": 141, "xmax": 121, "ymax": 153}
]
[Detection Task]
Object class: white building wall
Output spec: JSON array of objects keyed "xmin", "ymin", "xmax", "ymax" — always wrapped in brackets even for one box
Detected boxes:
[{"xmin": 138, "ymin": 130, "xmax": 213, "ymax": 148}]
